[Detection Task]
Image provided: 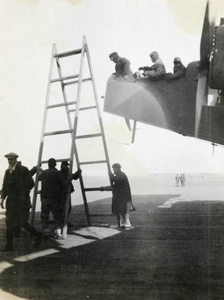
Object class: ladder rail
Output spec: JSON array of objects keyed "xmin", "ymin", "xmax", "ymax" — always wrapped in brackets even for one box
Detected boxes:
[
  {"xmin": 69, "ymin": 38, "xmax": 91, "ymax": 226},
  {"xmin": 55, "ymin": 56, "xmax": 79, "ymax": 238},
  {"xmin": 55, "ymin": 58, "xmax": 73, "ymax": 130},
  {"xmin": 62, "ymin": 37, "xmax": 91, "ymax": 237},
  {"xmin": 30, "ymin": 44, "xmax": 57, "ymax": 224},
  {"xmin": 84, "ymin": 37, "xmax": 113, "ymax": 189}
]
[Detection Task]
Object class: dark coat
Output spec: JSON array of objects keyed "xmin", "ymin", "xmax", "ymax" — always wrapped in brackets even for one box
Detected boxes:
[
  {"xmin": 167, "ymin": 63, "xmax": 186, "ymax": 80},
  {"xmin": 1, "ymin": 163, "xmax": 34, "ymax": 210},
  {"xmin": 115, "ymin": 57, "xmax": 134, "ymax": 80},
  {"xmin": 59, "ymin": 169, "xmax": 80, "ymax": 194},
  {"xmin": 40, "ymin": 168, "xmax": 66, "ymax": 199},
  {"xmin": 110, "ymin": 171, "xmax": 132, "ymax": 214}
]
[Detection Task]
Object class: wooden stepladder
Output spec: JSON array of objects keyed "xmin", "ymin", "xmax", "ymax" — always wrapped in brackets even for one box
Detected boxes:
[{"xmin": 30, "ymin": 36, "xmax": 112, "ymax": 238}]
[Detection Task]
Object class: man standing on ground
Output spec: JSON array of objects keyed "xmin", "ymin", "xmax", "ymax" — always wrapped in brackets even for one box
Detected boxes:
[
  {"xmin": 38, "ymin": 158, "xmax": 68, "ymax": 239},
  {"xmin": 109, "ymin": 163, "xmax": 133, "ymax": 229},
  {"xmin": 0, "ymin": 152, "xmax": 42, "ymax": 251},
  {"xmin": 59, "ymin": 161, "xmax": 81, "ymax": 227}
]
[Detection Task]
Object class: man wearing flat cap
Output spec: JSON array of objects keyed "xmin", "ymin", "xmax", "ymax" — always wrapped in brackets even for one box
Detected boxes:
[
  {"xmin": 109, "ymin": 163, "xmax": 133, "ymax": 228},
  {"xmin": 1, "ymin": 152, "xmax": 42, "ymax": 251},
  {"xmin": 109, "ymin": 52, "xmax": 135, "ymax": 82},
  {"xmin": 109, "ymin": 52, "xmax": 134, "ymax": 131}
]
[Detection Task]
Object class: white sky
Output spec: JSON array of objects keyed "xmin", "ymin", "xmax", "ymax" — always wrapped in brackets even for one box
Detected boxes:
[{"xmin": 0, "ymin": 0, "xmax": 224, "ymax": 179}]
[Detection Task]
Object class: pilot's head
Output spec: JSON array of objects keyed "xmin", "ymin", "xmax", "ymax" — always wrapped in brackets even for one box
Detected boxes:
[
  {"xmin": 173, "ymin": 57, "xmax": 182, "ymax": 65},
  {"xmin": 109, "ymin": 52, "xmax": 119, "ymax": 63},
  {"xmin": 150, "ymin": 51, "xmax": 159, "ymax": 63},
  {"xmin": 112, "ymin": 163, "xmax": 121, "ymax": 174}
]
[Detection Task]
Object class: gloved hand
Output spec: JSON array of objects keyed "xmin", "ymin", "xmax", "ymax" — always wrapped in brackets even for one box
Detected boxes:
[{"xmin": 1, "ymin": 198, "xmax": 5, "ymax": 209}]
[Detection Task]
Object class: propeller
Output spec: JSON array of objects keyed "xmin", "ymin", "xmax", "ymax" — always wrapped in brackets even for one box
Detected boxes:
[{"xmin": 195, "ymin": 0, "xmax": 216, "ymax": 137}]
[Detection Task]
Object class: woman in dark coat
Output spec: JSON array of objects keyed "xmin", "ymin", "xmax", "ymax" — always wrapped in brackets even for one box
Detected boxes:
[{"xmin": 109, "ymin": 163, "xmax": 132, "ymax": 228}]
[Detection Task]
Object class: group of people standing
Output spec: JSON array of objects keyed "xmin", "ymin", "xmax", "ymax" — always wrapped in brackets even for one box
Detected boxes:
[
  {"xmin": 31, "ymin": 158, "xmax": 81, "ymax": 239},
  {"xmin": 0, "ymin": 152, "xmax": 81, "ymax": 251},
  {"xmin": 109, "ymin": 51, "xmax": 186, "ymax": 82},
  {"xmin": 0, "ymin": 152, "xmax": 134, "ymax": 251},
  {"xmin": 175, "ymin": 174, "xmax": 186, "ymax": 187}
]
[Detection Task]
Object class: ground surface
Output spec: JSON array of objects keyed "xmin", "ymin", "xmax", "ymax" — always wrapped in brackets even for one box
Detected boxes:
[{"xmin": 0, "ymin": 177, "xmax": 224, "ymax": 300}]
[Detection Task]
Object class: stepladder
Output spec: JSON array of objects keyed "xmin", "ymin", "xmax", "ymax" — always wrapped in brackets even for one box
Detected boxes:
[{"xmin": 30, "ymin": 36, "xmax": 113, "ymax": 239}]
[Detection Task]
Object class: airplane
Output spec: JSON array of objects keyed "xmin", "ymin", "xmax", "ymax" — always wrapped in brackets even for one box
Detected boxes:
[{"xmin": 103, "ymin": 1, "xmax": 224, "ymax": 145}]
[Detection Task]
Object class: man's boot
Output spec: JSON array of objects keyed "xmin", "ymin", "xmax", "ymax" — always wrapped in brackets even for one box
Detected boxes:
[
  {"xmin": 42, "ymin": 226, "xmax": 50, "ymax": 238},
  {"xmin": 2, "ymin": 232, "xmax": 14, "ymax": 251},
  {"xmin": 53, "ymin": 227, "xmax": 63, "ymax": 240},
  {"xmin": 123, "ymin": 213, "xmax": 132, "ymax": 228},
  {"xmin": 32, "ymin": 232, "xmax": 42, "ymax": 248}
]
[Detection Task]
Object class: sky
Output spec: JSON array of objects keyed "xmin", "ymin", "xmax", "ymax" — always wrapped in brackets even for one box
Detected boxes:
[{"xmin": 1, "ymin": 0, "xmax": 224, "ymax": 183}]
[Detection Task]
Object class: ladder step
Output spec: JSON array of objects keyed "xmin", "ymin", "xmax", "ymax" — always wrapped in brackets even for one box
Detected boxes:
[
  {"xmin": 84, "ymin": 187, "xmax": 103, "ymax": 192},
  {"xmin": 44, "ymin": 129, "xmax": 73, "ymax": 136},
  {"xmin": 47, "ymin": 101, "xmax": 76, "ymax": 109},
  {"xmin": 54, "ymin": 49, "xmax": 82, "ymax": 58},
  {"xmin": 41, "ymin": 158, "xmax": 70, "ymax": 164},
  {"xmin": 69, "ymin": 105, "xmax": 96, "ymax": 113},
  {"xmin": 76, "ymin": 133, "xmax": 102, "ymax": 139},
  {"xmin": 80, "ymin": 105, "xmax": 97, "ymax": 111},
  {"xmin": 64, "ymin": 77, "xmax": 92, "ymax": 86},
  {"xmin": 79, "ymin": 160, "xmax": 107, "ymax": 165},
  {"xmin": 51, "ymin": 74, "xmax": 79, "ymax": 83}
]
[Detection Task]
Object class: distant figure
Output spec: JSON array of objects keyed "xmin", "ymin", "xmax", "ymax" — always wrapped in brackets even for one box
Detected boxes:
[
  {"xmin": 175, "ymin": 174, "xmax": 180, "ymax": 187},
  {"xmin": 180, "ymin": 174, "xmax": 186, "ymax": 187},
  {"xmin": 138, "ymin": 51, "xmax": 166, "ymax": 80},
  {"xmin": 59, "ymin": 161, "xmax": 81, "ymax": 228},
  {"xmin": 166, "ymin": 57, "xmax": 186, "ymax": 81},
  {"xmin": 109, "ymin": 51, "xmax": 134, "ymax": 131},
  {"xmin": 38, "ymin": 158, "xmax": 68, "ymax": 239},
  {"xmin": 109, "ymin": 163, "xmax": 133, "ymax": 229},
  {"xmin": 0, "ymin": 152, "xmax": 42, "ymax": 251},
  {"xmin": 216, "ymin": 90, "xmax": 224, "ymax": 106},
  {"xmin": 109, "ymin": 52, "xmax": 135, "ymax": 82}
]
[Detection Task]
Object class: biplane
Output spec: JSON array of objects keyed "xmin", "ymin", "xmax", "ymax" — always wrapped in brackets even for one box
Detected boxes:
[{"xmin": 104, "ymin": 2, "xmax": 224, "ymax": 145}]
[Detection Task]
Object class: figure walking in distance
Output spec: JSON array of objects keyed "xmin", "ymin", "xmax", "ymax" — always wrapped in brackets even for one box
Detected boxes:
[{"xmin": 175, "ymin": 174, "xmax": 180, "ymax": 187}]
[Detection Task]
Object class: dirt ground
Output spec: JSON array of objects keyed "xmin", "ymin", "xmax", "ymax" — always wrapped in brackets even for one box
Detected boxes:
[{"xmin": 0, "ymin": 181, "xmax": 224, "ymax": 300}]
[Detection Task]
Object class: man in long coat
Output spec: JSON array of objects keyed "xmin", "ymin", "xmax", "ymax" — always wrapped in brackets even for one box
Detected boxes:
[
  {"xmin": 1, "ymin": 152, "xmax": 42, "ymax": 251},
  {"xmin": 109, "ymin": 163, "xmax": 132, "ymax": 228}
]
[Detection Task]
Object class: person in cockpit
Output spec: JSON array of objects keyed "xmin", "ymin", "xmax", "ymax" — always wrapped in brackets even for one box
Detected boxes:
[
  {"xmin": 109, "ymin": 52, "xmax": 135, "ymax": 82},
  {"xmin": 166, "ymin": 57, "xmax": 186, "ymax": 81},
  {"xmin": 138, "ymin": 51, "xmax": 166, "ymax": 80}
]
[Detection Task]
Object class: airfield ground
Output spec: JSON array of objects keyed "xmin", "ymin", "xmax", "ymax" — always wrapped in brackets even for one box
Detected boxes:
[{"xmin": 0, "ymin": 174, "xmax": 224, "ymax": 300}]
